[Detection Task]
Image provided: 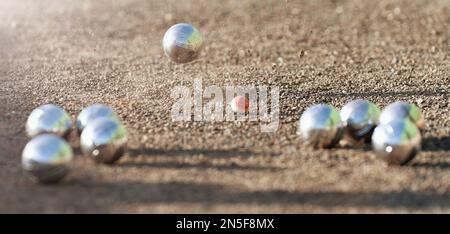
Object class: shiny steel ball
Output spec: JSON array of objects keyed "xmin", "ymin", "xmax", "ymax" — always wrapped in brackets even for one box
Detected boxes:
[
  {"xmin": 80, "ymin": 118, "xmax": 127, "ymax": 164},
  {"xmin": 297, "ymin": 104, "xmax": 344, "ymax": 148},
  {"xmin": 76, "ymin": 104, "xmax": 119, "ymax": 134},
  {"xmin": 340, "ymin": 99, "xmax": 380, "ymax": 143},
  {"xmin": 372, "ymin": 118, "xmax": 421, "ymax": 165},
  {"xmin": 162, "ymin": 23, "xmax": 203, "ymax": 63},
  {"xmin": 380, "ymin": 101, "xmax": 425, "ymax": 131},
  {"xmin": 26, "ymin": 104, "xmax": 72, "ymax": 138},
  {"xmin": 22, "ymin": 134, "xmax": 73, "ymax": 183}
]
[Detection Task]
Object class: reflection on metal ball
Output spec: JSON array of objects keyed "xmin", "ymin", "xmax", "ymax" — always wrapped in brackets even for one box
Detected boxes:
[
  {"xmin": 22, "ymin": 134, "xmax": 73, "ymax": 183},
  {"xmin": 380, "ymin": 101, "xmax": 425, "ymax": 131},
  {"xmin": 26, "ymin": 104, "xmax": 72, "ymax": 138},
  {"xmin": 76, "ymin": 104, "xmax": 119, "ymax": 134},
  {"xmin": 80, "ymin": 118, "xmax": 127, "ymax": 164},
  {"xmin": 162, "ymin": 23, "xmax": 203, "ymax": 63},
  {"xmin": 372, "ymin": 118, "xmax": 421, "ymax": 165},
  {"xmin": 340, "ymin": 99, "xmax": 380, "ymax": 144},
  {"xmin": 297, "ymin": 104, "xmax": 344, "ymax": 148}
]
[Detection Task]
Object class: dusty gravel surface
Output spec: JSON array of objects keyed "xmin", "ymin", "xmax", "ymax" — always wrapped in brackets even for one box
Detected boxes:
[{"xmin": 0, "ymin": 0, "xmax": 449, "ymax": 213}]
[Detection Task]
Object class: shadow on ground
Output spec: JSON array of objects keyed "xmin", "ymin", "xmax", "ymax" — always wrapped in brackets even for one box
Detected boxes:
[
  {"xmin": 38, "ymin": 181, "xmax": 450, "ymax": 212},
  {"xmin": 127, "ymin": 147, "xmax": 280, "ymax": 158},
  {"xmin": 411, "ymin": 161, "xmax": 450, "ymax": 169},
  {"xmin": 123, "ymin": 147, "xmax": 281, "ymax": 171},
  {"xmin": 422, "ymin": 136, "xmax": 450, "ymax": 152},
  {"xmin": 290, "ymin": 89, "xmax": 448, "ymax": 100},
  {"xmin": 119, "ymin": 161, "xmax": 281, "ymax": 171},
  {"xmin": 327, "ymin": 90, "xmax": 449, "ymax": 98}
]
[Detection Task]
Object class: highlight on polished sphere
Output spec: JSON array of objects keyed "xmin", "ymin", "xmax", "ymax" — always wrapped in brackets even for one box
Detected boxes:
[
  {"xmin": 162, "ymin": 23, "xmax": 203, "ymax": 63},
  {"xmin": 22, "ymin": 134, "xmax": 73, "ymax": 183},
  {"xmin": 76, "ymin": 104, "xmax": 119, "ymax": 134},
  {"xmin": 80, "ymin": 117, "xmax": 127, "ymax": 164},
  {"xmin": 379, "ymin": 101, "xmax": 425, "ymax": 131},
  {"xmin": 372, "ymin": 118, "xmax": 422, "ymax": 165},
  {"xmin": 297, "ymin": 104, "xmax": 344, "ymax": 148},
  {"xmin": 25, "ymin": 104, "xmax": 72, "ymax": 138},
  {"xmin": 340, "ymin": 99, "xmax": 380, "ymax": 144}
]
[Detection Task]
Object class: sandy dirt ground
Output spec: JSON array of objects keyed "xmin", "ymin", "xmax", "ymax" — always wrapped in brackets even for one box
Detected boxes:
[{"xmin": 0, "ymin": 0, "xmax": 449, "ymax": 213}]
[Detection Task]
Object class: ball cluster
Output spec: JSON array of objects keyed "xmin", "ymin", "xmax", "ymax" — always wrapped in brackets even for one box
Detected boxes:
[
  {"xmin": 22, "ymin": 103, "xmax": 127, "ymax": 183},
  {"xmin": 298, "ymin": 100, "xmax": 424, "ymax": 165}
]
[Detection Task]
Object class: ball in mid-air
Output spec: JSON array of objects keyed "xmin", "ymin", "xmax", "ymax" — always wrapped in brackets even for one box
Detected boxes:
[
  {"xmin": 372, "ymin": 118, "xmax": 421, "ymax": 165},
  {"xmin": 297, "ymin": 104, "xmax": 344, "ymax": 148},
  {"xmin": 26, "ymin": 104, "xmax": 72, "ymax": 138},
  {"xmin": 379, "ymin": 101, "xmax": 425, "ymax": 131},
  {"xmin": 230, "ymin": 96, "xmax": 250, "ymax": 113},
  {"xmin": 22, "ymin": 134, "xmax": 73, "ymax": 183},
  {"xmin": 162, "ymin": 23, "xmax": 203, "ymax": 63},
  {"xmin": 340, "ymin": 99, "xmax": 380, "ymax": 143},
  {"xmin": 80, "ymin": 118, "xmax": 127, "ymax": 164},
  {"xmin": 76, "ymin": 104, "xmax": 119, "ymax": 134}
]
